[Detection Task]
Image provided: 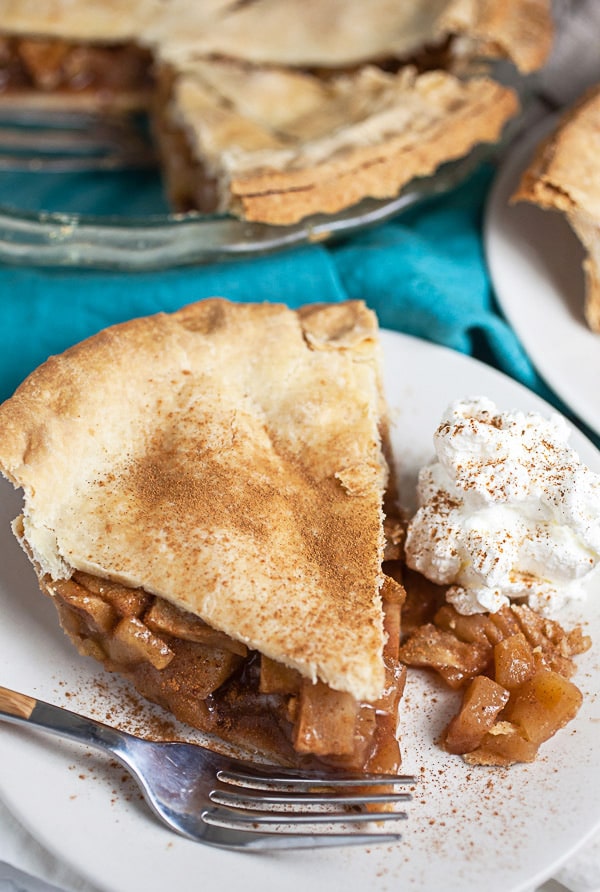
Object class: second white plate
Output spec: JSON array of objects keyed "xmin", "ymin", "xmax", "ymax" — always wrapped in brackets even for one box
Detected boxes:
[{"xmin": 485, "ymin": 116, "xmax": 600, "ymax": 437}]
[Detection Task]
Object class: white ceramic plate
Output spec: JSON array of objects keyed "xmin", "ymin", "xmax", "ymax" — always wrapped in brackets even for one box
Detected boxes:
[
  {"xmin": 484, "ymin": 116, "xmax": 600, "ymax": 438},
  {"xmin": 0, "ymin": 330, "xmax": 599, "ymax": 892}
]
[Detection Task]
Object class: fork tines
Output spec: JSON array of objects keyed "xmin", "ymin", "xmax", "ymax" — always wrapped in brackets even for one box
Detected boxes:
[
  {"xmin": 0, "ymin": 108, "xmax": 156, "ymax": 172},
  {"xmin": 203, "ymin": 766, "xmax": 414, "ymax": 844},
  {"xmin": 217, "ymin": 765, "xmax": 415, "ymax": 790}
]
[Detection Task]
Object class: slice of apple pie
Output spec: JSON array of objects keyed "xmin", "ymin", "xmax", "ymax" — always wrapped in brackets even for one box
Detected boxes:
[
  {"xmin": 513, "ymin": 85, "xmax": 600, "ymax": 332},
  {"xmin": 0, "ymin": 298, "xmax": 406, "ymax": 772},
  {"xmin": 156, "ymin": 59, "xmax": 518, "ymax": 224}
]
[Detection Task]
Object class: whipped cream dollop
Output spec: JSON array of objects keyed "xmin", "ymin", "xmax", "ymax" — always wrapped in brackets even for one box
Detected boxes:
[{"xmin": 404, "ymin": 397, "xmax": 600, "ymax": 616}]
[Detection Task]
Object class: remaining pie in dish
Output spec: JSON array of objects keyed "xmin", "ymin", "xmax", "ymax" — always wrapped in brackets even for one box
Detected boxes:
[
  {"xmin": 0, "ymin": 0, "xmax": 553, "ymax": 224},
  {"xmin": 0, "ymin": 298, "xmax": 405, "ymax": 771},
  {"xmin": 513, "ymin": 84, "xmax": 600, "ymax": 333},
  {"xmin": 157, "ymin": 60, "xmax": 518, "ymax": 224}
]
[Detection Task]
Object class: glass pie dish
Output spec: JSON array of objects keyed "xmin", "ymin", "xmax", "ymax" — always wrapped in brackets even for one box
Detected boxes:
[{"xmin": 0, "ymin": 131, "xmax": 500, "ymax": 272}]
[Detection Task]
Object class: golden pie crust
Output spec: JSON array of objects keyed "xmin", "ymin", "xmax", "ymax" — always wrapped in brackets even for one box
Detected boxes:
[{"xmin": 0, "ymin": 0, "xmax": 552, "ymax": 71}]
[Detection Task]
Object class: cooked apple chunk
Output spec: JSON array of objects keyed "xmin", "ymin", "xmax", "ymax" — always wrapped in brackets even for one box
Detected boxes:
[
  {"xmin": 443, "ymin": 676, "xmax": 510, "ymax": 755},
  {"xmin": 294, "ymin": 679, "xmax": 359, "ymax": 757},
  {"xmin": 504, "ymin": 669, "xmax": 583, "ymax": 747},
  {"xmin": 259, "ymin": 655, "xmax": 302, "ymax": 695},
  {"xmin": 463, "ymin": 722, "xmax": 539, "ymax": 766},
  {"xmin": 493, "ymin": 632, "xmax": 537, "ymax": 690},
  {"xmin": 397, "ymin": 622, "xmax": 490, "ymax": 688},
  {"xmin": 48, "ymin": 577, "xmax": 116, "ymax": 635},
  {"xmin": 111, "ymin": 616, "xmax": 175, "ymax": 670},
  {"xmin": 73, "ymin": 571, "xmax": 151, "ymax": 618},
  {"xmin": 144, "ymin": 598, "xmax": 248, "ymax": 656}
]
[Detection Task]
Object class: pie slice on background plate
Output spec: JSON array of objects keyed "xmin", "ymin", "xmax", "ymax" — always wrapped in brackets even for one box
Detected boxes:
[
  {"xmin": 0, "ymin": 299, "xmax": 405, "ymax": 771},
  {"xmin": 513, "ymin": 84, "xmax": 600, "ymax": 333}
]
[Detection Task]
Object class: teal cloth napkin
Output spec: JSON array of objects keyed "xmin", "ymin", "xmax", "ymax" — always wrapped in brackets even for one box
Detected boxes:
[{"xmin": 0, "ymin": 164, "xmax": 583, "ymax": 437}]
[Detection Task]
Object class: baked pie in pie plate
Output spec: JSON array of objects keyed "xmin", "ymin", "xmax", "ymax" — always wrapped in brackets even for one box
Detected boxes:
[{"xmin": 0, "ymin": 0, "xmax": 551, "ymax": 268}]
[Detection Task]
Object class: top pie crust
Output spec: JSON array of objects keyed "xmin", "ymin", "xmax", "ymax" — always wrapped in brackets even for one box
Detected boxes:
[
  {"xmin": 0, "ymin": 299, "xmax": 391, "ymax": 702},
  {"xmin": 0, "ymin": 0, "xmax": 553, "ymax": 71},
  {"xmin": 151, "ymin": 0, "xmax": 553, "ymax": 72},
  {"xmin": 0, "ymin": 0, "xmax": 159, "ymax": 42},
  {"xmin": 513, "ymin": 85, "xmax": 600, "ymax": 332},
  {"xmin": 438, "ymin": 0, "xmax": 553, "ymax": 75}
]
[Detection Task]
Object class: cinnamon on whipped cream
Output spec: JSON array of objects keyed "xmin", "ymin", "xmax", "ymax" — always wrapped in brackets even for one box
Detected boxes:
[{"xmin": 404, "ymin": 397, "xmax": 600, "ymax": 616}]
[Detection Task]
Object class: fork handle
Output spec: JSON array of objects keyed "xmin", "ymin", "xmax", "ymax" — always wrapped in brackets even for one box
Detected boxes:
[
  {"xmin": 0, "ymin": 683, "xmax": 128, "ymax": 756},
  {"xmin": 0, "ymin": 686, "xmax": 35, "ymax": 719}
]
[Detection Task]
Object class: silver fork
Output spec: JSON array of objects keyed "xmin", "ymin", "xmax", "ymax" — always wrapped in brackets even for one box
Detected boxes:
[
  {"xmin": 0, "ymin": 108, "xmax": 156, "ymax": 172},
  {"xmin": 0, "ymin": 685, "xmax": 413, "ymax": 850}
]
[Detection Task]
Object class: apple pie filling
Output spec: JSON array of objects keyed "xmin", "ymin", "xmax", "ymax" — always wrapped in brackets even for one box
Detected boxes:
[
  {"xmin": 0, "ymin": 35, "xmax": 153, "ymax": 106},
  {"xmin": 43, "ymin": 568, "xmax": 406, "ymax": 772},
  {"xmin": 398, "ymin": 575, "xmax": 591, "ymax": 766}
]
